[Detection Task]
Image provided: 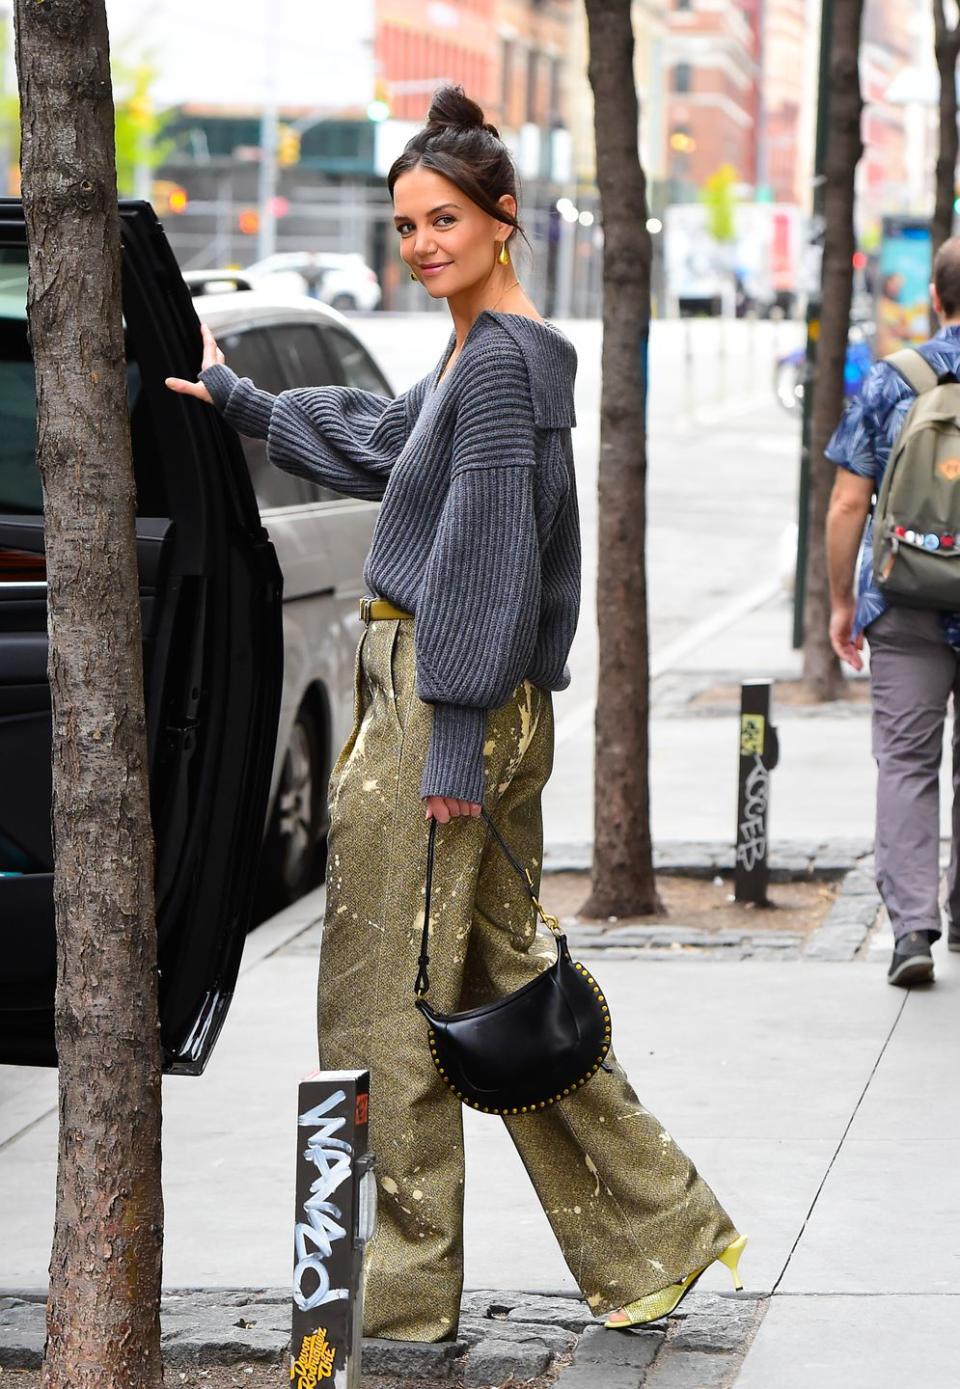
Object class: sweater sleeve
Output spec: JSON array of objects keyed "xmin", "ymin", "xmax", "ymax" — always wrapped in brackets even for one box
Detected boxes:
[
  {"xmin": 199, "ymin": 362, "xmax": 421, "ymax": 501},
  {"xmin": 415, "ymin": 349, "xmax": 542, "ymax": 804}
]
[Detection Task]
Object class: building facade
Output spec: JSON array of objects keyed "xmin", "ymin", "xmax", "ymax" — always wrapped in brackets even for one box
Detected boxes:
[{"xmin": 660, "ymin": 0, "xmax": 758, "ymax": 200}]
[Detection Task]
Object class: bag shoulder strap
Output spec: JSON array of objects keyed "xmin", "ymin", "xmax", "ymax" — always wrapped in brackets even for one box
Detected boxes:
[
  {"xmin": 884, "ymin": 348, "xmax": 941, "ymax": 397},
  {"xmin": 415, "ymin": 808, "xmax": 560, "ymax": 998}
]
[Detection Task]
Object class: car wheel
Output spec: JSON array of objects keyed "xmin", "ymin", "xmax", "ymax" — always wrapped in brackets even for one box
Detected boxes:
[
  {"xmin": 775, "ymin": 360, "xmax": 804, "ymax": 412},
  {"xmin": 256, "ymin": 704, "xmax": 326, "ymax": 918},
  {"xmin": 330, "ymin": 292, "xmax": 357, "ymax": 312}
]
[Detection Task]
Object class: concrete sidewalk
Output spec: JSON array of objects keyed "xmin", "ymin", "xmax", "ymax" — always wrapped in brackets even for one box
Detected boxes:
[
  {"xmin": 6, "ymin": 576, "xmax": 960, "ymax": 1383},
  {"xmin": 3, "ymin": 881, "xmax": 960, "ymax": 1384},
  {"xmin": 548, "ymin": 587, "xmax": 956, "ymax": 853}
]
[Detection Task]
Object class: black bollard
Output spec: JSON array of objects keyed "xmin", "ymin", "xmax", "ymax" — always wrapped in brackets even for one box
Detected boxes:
[
  {"xmin": 291, "ymin": 1069, "xmax": 376, "ymax": 1389},
  {"xmin": 734, "ymin": 680, "xmax": 780, "ymax": 905}
]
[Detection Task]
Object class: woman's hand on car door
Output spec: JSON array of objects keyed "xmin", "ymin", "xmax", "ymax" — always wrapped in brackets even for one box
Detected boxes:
[{"xmin": 165, "ymin": 323, "xmax": 225, "ymax": 404}]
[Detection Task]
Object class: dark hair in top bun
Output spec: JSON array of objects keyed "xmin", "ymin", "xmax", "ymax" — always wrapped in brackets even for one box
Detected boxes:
[{"xmin": 387, "ymin": 83, "xmax": 529, "ymax": 258}]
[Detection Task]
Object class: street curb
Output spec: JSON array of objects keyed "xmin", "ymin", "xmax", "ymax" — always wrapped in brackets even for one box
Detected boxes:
[
  {"xmin": 542, "ymin": 840, "xmax": 878, "ymax": 963},
  {"xmin": 542, "ymin": 838, "xmax": 873, "ymax": 880},
  {"xmin": 0, "ymin": 1288, "xmax": 768, "ymax": 1384},
  {"xmin": 803, "ymin": 860, "xmax": 882, "ymax": 962}
]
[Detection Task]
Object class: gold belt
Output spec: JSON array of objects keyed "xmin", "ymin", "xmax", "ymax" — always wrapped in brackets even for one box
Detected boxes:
[{"xmin": 360, "ymin": 596, "xmax": 414, "ymax": 623}]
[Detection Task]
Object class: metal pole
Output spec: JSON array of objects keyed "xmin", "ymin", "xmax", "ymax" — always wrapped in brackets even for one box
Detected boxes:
[
  {"xmin": 291, "ymin": 1069, "xmax": 376, "ymax": 1389},
  {"xmin": 555, "ymin": 205, "xmax": 576, "ymax": 319},
  {"xmin": 257, "ymin": 100, "xmax": 278, "ymax": 262},
  {"xmin": 734, "ymin": 680, "xmax": 780, "ymax": 905},
  {"xmin": 256, "ymin": 0, "xmax": 280, "ymax": 261},
  {"xmin": 792, "ymin": 0, "xmax": 834, "ymax": 647}
]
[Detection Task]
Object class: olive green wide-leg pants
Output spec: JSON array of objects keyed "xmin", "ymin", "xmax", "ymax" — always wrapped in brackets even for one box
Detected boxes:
[{"xmin": 317, "ymin": 616, "xmax": 739, "ymax": 1341}]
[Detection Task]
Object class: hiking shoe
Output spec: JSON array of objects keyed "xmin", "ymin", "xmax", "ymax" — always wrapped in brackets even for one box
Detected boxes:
[{"xmin": 888, "ymin": 931, "xmax": 935, "ymax": 987}]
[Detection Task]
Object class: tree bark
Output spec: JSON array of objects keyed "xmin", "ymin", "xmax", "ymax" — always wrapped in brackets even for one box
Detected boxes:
[
  {"xmin": 581, "ymin": 0, "xmax": 663, "ymax": 918},
  {"xmin": 13, "ymin": 3, "xmax": 164, "ymax": 1386},
  {"xmin": 933, "ymin": 0, "xmax": 960, "ymax": 281},
  {"xmin": 801, "ymin": 0, "xmax": 865, "ymax": 701}
]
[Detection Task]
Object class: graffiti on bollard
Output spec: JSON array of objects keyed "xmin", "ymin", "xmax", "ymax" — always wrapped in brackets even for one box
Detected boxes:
[
  {"xmin": 735, "ymin": 680, "xmax": 780, "ymax": 906},
  {"xmin": 291, "ymin": 1069, "xmax": 376, "ymax": 1389}
]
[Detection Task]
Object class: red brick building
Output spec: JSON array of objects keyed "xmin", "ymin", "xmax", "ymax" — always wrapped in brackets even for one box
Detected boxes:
[
  {"xmin": 377, "ymin": 0, "xmax": 496, "ymax": 122},
  {"xmin": 761, "ymin": 0, "xmax": 808, "ymax": 205},
  {"xmin": 662, "ymin": 0, "xmax": 758, "ymax": 197},
  {"xmin": 375, "ymin": 0, "xmax": 571, "ymax": 135}
]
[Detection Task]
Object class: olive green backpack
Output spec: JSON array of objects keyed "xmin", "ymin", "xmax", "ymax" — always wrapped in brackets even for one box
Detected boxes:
[{"xmin": 872, "ymin": 348, "xmax": 960, "ymax": 609}]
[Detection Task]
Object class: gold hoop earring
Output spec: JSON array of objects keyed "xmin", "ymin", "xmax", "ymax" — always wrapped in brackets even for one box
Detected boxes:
[
  {"xmin": 410, "ymin": 270, "xmax": 417, "ymax": 280},
  {"xmin": 498, "ymin": 241, "xmax": 510, "ymax": 266}
]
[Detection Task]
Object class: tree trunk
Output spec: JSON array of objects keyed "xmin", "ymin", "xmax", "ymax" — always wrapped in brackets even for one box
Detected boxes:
[
  {"xmin": 581, "ymin": 0, "xmax": 663, "ymax": 918},
  {"xmin": 933, "ymin": 2, "xmax": 960, "ymax": 281},
  {"xmin": 801, "ymin": 0, "xmax": 865, "ymax": 701},
  {"xmin": 13, "ymin": 4, "xmax": 164, "ymax": 1386}
]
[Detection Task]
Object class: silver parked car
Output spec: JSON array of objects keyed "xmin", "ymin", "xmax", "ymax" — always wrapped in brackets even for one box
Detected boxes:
[
  {"xmin": 194, "ymin": 288, "xmax": 388, "ymax": 911},
  {"xmin": 243, "ymin": 252, "xmax": 382, "ymax": 313}
]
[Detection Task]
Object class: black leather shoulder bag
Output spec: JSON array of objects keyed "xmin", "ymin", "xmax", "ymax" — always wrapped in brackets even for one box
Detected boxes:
[{"xmin": 414, "ymin": 808, "xmax": 612, "ymax": 1116}]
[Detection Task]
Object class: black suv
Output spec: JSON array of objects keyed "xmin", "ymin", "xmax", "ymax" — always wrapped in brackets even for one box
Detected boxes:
[{"xmin": 0, "ymin": 200, "xmax": 284, "ymax": 1074}]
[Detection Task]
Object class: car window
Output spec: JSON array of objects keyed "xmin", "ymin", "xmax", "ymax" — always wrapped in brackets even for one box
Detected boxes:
[
  {"xmin": 267, "ymin": 324, "xmax": 343, "ymax": 504},
  {"xmin": 219, "ymin": 327, "xmax": 309, "ymax": 511},
  {"xmin": 323, "ymin": 324, "xmax": 392, "ymax": 395},
  {"xmin": 270, "ymin": 323, "xmax": 337, "ymax": 390},
  {"xmin": 0, "ymin": 246, "xmax": 167, "ymax": 516}
]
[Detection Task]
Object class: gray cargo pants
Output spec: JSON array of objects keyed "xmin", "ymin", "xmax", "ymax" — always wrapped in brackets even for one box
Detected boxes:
[{"xmin": 866, "ymin": 605, "xmax": 960, "ymax": 941}]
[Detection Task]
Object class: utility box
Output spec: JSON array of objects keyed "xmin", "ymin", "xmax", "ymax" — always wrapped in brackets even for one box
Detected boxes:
[{"xmin": 291, "ymin": 1069, "xmax": 376, "ymax": 1388}]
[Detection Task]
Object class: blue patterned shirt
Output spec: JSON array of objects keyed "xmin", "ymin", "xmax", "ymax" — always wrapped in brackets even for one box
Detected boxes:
[{"xmin": 824, "ymin": 323, "xmax": 960, "ymax": 645}]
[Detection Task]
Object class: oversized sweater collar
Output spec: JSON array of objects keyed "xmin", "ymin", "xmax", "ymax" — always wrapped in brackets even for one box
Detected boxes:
[{"xmin": 437, "ymin": 309, "xmax": 577, "ymax": 429}]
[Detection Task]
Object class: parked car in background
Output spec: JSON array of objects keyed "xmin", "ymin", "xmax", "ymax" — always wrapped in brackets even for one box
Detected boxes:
[
  {"xmin": 194, "ymin": 286, "xmax": 387, "ymax": 914},
  {"xmin": 244, "ymin": 251, "xmax": 382, "ymax": 313},
  {"xmin": 0, "ymin": 201, "xmax": 391, "ymax": 1072},
  {"xmin": 0, "ymin": 201, "xmax": 283, "ymax": 1072}
]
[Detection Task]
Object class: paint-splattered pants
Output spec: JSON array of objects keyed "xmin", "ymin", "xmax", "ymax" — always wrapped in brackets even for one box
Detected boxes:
[{"xmin": 317, "ymin": 615, "xmax": 739, "ymax": 1341}]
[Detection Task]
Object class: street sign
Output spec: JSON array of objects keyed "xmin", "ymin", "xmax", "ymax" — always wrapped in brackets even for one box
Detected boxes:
[{"xmin": 291, "ymin": 1070, "xmax": 376, "ymax": 1389}]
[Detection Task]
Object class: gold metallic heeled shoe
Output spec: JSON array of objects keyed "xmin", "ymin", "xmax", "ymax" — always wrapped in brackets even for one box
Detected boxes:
[{"xmin": 604, "ymin": 1234, "xmax": 748, "ymax": 1329}]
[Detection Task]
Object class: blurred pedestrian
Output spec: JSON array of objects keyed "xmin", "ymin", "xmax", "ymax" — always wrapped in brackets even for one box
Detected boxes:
[
  {"xmin": 167, "ymin": 82, "xmax": 745, "ymax": 1341},
  {"xmin": 826, "ymin": 235, "xmax": 960, "ymax": 986}
]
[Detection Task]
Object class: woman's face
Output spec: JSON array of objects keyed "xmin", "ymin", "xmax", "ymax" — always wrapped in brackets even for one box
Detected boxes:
[{"xmin": 393, "ymin": 165, "xmax": 514, "ymax": 299}]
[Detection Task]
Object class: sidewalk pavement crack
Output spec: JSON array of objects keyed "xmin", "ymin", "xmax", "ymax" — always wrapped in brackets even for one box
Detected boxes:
[{"xmin": 770, "ymin": 989, "xmax": 910, "ymax": 1296}]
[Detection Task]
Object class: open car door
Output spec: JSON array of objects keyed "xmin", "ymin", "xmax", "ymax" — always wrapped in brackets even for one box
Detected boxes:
[{"xmin": 0, "ymin": 199, "xmax": 283, "ymax": 1073}]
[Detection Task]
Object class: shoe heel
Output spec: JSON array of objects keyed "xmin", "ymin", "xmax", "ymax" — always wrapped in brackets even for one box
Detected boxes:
[{"xmin": 717, "ymin": 1234, "xmax": 747, "ymax": 1291}]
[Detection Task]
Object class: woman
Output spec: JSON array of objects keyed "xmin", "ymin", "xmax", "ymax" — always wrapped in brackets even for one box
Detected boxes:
[{"xmin": 166, "ymin": 83, "xmax": 745, "ymax": 1341}]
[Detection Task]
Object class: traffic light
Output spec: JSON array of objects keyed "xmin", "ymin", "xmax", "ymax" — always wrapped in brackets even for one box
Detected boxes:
[
  {"xmin": 277, "ymin": 124, "xmax": 301, "ymax": 167},
  {"xmin": 151, "ymin": 180, "xmax": 189, "ymax": 215}
]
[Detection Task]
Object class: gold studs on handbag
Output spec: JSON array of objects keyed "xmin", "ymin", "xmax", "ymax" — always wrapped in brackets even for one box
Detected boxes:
[{"xmin": 498, "ymin": 240, "xmax": 510, "ymax": 265}]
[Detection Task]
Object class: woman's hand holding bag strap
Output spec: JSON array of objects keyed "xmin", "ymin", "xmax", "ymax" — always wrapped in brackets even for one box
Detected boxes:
[{"xmin": 414, "ymin": 808, "xmax": 613, "ymax": 1115}]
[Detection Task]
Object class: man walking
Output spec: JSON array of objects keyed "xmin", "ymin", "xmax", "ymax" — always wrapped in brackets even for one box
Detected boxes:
[{"xmin": 826, "ymin": 236, "xmax": 960, "ymax": 987}]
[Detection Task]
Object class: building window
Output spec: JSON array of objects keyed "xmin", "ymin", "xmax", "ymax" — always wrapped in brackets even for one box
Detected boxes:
[
  {"xmin": 501, "ymin": 38, "xmax": 513, "ymax": 121},
  {"xmin": 526, "ymin": 48, "xmax": 538, "ymax": 124},
  {"xmin": 549, "ymin": 55, "xmax": 562, "ymax": 125},
  {"xmin": 672, "ymin": 62, "xmax": 692, "ymax": 93}
]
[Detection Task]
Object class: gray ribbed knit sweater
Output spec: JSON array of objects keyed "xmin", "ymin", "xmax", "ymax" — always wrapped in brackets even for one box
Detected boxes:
[{"xmin": 199, "ymin": 308, "xmax": 581, "ymax": 804}]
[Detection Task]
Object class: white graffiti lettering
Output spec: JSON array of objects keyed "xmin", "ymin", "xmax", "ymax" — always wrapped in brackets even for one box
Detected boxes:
[
  {"xmin": 736, "ymin": 753, "xmax": 769, "ymax": 871},
  {"xmin": 293, "ymin": 1088, "xmax": 353, "ymax": 1312}
]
